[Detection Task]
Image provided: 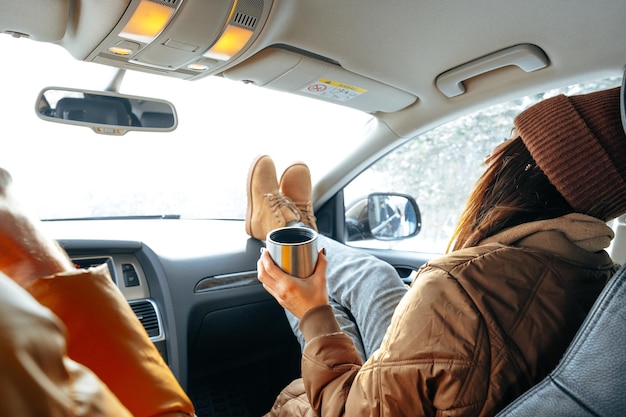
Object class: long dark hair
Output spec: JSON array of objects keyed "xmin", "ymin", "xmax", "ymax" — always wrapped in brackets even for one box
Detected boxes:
[{"xmin": 448, "ymin": 136, "xmax": 573, "ymax": 251}]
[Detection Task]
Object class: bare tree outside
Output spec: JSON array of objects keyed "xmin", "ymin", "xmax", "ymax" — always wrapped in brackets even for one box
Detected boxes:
[{"xmin": 345, "ymin": 78, "xmax": 621, "ymax": 253}]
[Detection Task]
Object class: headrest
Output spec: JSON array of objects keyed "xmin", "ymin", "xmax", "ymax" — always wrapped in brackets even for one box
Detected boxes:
[
  {"xmin": 140, "ymin": 112, "xmax": 175, "ymax": 128},
  {"xmin": 55, "ymin": 97, "xmax": 131, "ymax": 126}
]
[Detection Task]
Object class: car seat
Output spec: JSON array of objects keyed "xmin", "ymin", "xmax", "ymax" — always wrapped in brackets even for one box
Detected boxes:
[{"xmin": 496, "ymin": 263, "xmax": 626, "ymax": 416}]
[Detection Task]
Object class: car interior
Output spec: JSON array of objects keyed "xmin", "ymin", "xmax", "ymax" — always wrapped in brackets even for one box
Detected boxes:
[{"xmin": 2, "ymin": 0, "xmax": 626, "ymax": 415}]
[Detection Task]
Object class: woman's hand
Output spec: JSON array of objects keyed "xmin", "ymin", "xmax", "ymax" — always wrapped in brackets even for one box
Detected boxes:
[{"xmin": 257, "ymin": 248, "xmax": 329, "ymax": 319}]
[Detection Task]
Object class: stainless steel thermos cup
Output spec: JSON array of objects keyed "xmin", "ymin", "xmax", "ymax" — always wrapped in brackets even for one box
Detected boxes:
[{"xmin": 266, "ymin": 226, "xmax": 318, "ymax": 278}]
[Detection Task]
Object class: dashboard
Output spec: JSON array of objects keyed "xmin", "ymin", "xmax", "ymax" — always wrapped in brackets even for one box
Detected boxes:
[
  {"xmin": 43, "ymin": 219, "xmax": 297, "ymax": 396},
  {"xmin": 40, "ymin": 210, "xmax": 429, "ymax": 415}
]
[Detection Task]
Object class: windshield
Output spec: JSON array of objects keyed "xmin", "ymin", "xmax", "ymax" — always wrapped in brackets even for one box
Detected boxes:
[{"xmin": 1, "ymin": 36, "xmax": 372, "ymax": 220}]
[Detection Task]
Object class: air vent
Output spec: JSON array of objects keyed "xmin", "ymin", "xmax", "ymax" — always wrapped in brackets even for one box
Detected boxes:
[
  {"xmin": 233, "ymin": 12, "xmax": 258, "ymax": 29},
  {"xmin": 129, "ymin": 299, "xmax": 162, "ymax": 340},
  {"xmin": 231, "ymin": 0, "xmax": 264, "ymax": 30},
  {"xmin": 150, "ymin": 0, "xmax": 179, "ymax": 7}
]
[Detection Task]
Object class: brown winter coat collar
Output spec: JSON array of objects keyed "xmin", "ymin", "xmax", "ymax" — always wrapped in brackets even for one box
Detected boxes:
[{"xmin": 480, "ymin": 213, "xmax": 614, "ymax": 268}]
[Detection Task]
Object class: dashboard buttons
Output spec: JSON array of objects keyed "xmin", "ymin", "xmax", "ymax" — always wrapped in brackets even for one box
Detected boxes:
[{"xmin": 122, "ymin": 263, "xmax": 140, "ymax": 287}]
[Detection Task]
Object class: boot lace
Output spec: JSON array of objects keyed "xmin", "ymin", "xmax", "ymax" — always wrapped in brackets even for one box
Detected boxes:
[
  {"xmin": 265, "ymin": 193, "xmax": 301, "ymax": 222},
  {"xmin": 294, "ymin": 200, "xmax": 317, "ymax": 230}
]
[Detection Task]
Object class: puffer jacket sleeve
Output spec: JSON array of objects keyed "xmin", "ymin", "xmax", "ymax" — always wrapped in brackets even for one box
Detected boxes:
[
  {"xmin": 0, "ymin": 272, "xmax": 132, "ymax": 416},
  {"xmin": 300, "ymin": 266, "xmax": 489, "ymax": 417},
  {"xmin": 28, "ymin": 265, "xmax": 195, "ymax": 417}
]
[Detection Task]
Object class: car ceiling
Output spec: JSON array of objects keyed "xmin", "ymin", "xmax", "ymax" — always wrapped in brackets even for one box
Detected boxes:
[{"xmin": 2, "ymin": 0, "xmax": 626, "ymax": 140}]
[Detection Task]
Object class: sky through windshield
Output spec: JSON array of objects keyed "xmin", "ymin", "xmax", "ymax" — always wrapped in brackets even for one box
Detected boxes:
[{"xmin": 1, "ymin": 35, "xmax": 372, "ymax": 220}]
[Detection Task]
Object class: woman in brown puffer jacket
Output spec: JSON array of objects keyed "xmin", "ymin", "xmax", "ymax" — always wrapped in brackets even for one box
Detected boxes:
[{"xmin": 256, "ymin": 86, "xmax": 626, "ymax": 416}]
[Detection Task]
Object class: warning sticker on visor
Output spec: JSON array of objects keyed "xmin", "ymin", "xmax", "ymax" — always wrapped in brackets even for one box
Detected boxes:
[{"xmin": 302, "ymin": 78, "xmax": 367, "ymax": 102}]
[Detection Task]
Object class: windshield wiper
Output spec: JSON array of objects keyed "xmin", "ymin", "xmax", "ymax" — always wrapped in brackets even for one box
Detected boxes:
[{"xmin": 43, "ymin": 214, "xmax": 182, "ymax": 221}]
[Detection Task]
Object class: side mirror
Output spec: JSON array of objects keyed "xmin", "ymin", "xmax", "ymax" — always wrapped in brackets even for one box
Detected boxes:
[
  {"xmin": 36, "ymin": 87, "xmax": 178, "ymax": 135},
  {"xmin": 346, "ymin": 192, "xmax": 421, "ymax": 242}
]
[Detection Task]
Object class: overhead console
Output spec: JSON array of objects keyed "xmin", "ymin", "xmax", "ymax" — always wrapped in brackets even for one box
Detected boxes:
[
  {"xmin": 85, "ymin": 0, "xmax": 272, "ymax": 80},
  {"xmin": 223, "ymin": 47, "xmax": 418, "ymax": 113},
  {"xmin": 3, "ymin": 0, "xmax": 417, "ymax": 114}
]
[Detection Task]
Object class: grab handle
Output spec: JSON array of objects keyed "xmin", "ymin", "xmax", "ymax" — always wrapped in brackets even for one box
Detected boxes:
[{"xmin": 436, "ymin": 44, "xmax": 549, "ymax": 98}]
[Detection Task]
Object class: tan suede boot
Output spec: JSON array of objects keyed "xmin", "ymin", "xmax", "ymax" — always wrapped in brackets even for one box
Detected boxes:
[
  {"xmin": 279, "ymin": 162, "xmax": 318, "ymax": 231},
  {"xmin": 246, "ymin": 155, "xmax": 301, "ymax": 240}
]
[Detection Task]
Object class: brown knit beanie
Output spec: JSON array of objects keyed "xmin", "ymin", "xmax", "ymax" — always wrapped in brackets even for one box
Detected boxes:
[{"xmin": 514, "ymin": 86, "xmax": 626, "ymax": 221}]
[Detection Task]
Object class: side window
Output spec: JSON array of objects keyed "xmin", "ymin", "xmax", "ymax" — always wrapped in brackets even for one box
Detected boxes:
[{"xmin": 344, "ymin": 78, "xmax": 621, "ymax": 254}]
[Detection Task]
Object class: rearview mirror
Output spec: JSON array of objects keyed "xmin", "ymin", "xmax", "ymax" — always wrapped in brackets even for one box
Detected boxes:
[
  {"xmin": 36, "ymin": 87, "xmax": 178, "ymax": 135},
  {"xmin": 346, "ymin": 192, "xmax": 421, "ymax": 242}
]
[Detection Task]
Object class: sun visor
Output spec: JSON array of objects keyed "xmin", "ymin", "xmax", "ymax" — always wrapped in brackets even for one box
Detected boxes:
[
  {"xmin": 223, "ymin": 47, "xmax": 417, "ymax": 113},
  {"xmin": 0, "ymin": 0, "xmax": 69, "ymax": 41}
]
